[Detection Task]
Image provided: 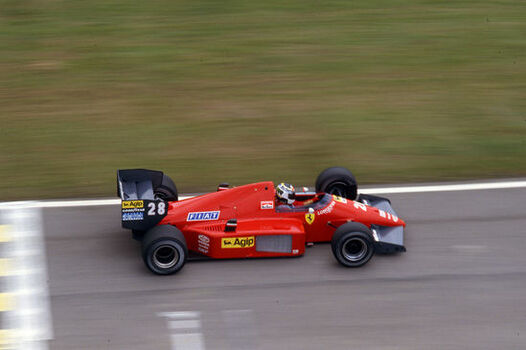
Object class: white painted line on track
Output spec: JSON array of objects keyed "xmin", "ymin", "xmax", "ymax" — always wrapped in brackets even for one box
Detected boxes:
[
  {"xmin": 170, "ymin": 334, "xmax": 205, "ymax": 349},
  {"xmin": 168, "ymin": 319, "xmax": 201, "ymax": 329},
  {"xmin": 36, "ymin": 199, "xmax": 120, "ymax": 208},
  {"xmin": 157, "ymin": 311, "xmax": 201, "ymax": 319},
  {"xmin": 158, "ymin": 311, "xmax": 205, "ymax": 350},
  {"xmin": 27, "ymin": 196, "xmax": 194, "ymax": 208},
  {"xmin": 364, "ymin": 181, "xmax": 526, "ymax": 195},
  {"xmin": 1, "ymin": 180, "xmax": 525, "ymax": 209}
]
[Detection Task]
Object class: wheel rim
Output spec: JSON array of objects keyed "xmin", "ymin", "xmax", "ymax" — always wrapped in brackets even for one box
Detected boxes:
[
  {"xmin": 342, "ymin": 237, "xmax": 368, "ymax": 262},
  {"xmin": 153, "ymin": 245, "xmax": 179, "ymax": 269}
]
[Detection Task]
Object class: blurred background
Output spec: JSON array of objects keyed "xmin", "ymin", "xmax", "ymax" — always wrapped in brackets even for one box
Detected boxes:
[{"xmin": 1, "ymin": 0, "xmax": 525, "ymax": 200}]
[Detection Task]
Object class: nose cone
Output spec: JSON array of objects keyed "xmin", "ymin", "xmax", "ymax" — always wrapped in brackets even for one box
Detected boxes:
[
  {"xmin": 351, "ymin": 199, "xmax": 404, "ymax": 227},
  {"xmin": 372, "ymin": 207, "xmax": 404, "ymax": 227}
]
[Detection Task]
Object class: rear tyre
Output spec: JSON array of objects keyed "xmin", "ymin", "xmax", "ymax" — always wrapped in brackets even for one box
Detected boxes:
[
  {"xmin": 315, "ymin": 167, "xmax": 358, "ymax": 200},
  {"xmin": 331, "ymin": 222, "xmax": 374, "ymax": 267},
  {"xmin": 141, "ymin": 225, "xmax": 187, "ymax": 275},
  {"xmin": 154, "ymin": 174, "xmax": 178, "ymax": 201}
]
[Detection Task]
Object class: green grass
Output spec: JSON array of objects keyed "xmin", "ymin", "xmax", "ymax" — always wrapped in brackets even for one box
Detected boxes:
[{"xmin": 1, "ymin": 0, "xmax": 525, "ymax": 200}]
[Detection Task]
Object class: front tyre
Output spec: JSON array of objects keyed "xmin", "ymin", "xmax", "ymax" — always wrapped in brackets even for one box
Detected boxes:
[
  {"xmin": 331, "ymin": 223, "xmax": 374, "ymax": 267},
  {"xmin": 141, "ymin": 225, "xmax": 187, "ymax": 275}
]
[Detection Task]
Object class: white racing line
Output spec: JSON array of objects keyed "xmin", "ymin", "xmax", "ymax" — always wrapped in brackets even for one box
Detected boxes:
[{"xmin": 0, "ymin": 179, "xmax": 524, "ymax": 348}]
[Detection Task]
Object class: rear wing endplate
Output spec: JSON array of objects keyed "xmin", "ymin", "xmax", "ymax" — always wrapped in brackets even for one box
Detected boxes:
[{"xmin": 117, "ymin": 169, "xmax": 168, "ymax": 231}]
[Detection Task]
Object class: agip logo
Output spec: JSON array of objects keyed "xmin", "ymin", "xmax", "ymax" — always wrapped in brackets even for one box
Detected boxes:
[
  {"xmin": 122, "ymin": 200, "xmax": 144, "ymax": 209},
  {"xmin": 221, "ymin": 236, "xmax": 255, "ymax": 249}
]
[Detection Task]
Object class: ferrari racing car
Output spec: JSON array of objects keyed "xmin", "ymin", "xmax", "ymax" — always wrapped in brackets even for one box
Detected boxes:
[{"xmin": 117, "ymin": 167, "xmax": 406, "ymax": 275}]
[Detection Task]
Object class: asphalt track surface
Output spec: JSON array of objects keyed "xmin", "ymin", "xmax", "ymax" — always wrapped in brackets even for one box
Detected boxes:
[{"xmin": 43, "ymin": 184, "xmax": 526, "ymax": 349}]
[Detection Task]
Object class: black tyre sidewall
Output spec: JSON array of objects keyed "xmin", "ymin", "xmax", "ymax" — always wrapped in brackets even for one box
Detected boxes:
[
  {"xmin": 143, "ymin": 238, "xmax": 186, "ymax": 275},
  {"xmin": 154, "ymin": 186, "xmax": 177, "ymax": 201},
  {"xmin": 315, "ymin": 167, "xmax": 358, "ymax": 200},
  {"xmin": 331, "ymin": 224, "xmax": 374, "ymax": 267},
  {"xmin": 154, "ymin": 174, "xmax": 178, "ymax": 201},
  {"xmin": 141, "ymin": 225, "xmax": 187, "ymax": 275},
  {"xmin": 321, "ymin": 178, "xmax": 357, "ymax": 200}
]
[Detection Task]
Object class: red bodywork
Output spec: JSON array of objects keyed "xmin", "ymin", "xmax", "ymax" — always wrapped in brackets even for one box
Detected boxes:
[{"xmin": 157, "ymin": 182, "xmax": 405, "ymax": 259}]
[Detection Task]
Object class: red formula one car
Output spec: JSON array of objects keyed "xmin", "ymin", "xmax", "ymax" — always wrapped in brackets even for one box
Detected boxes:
[{"xmin": 117, "ymin": 167, "xmax": 406, "ymax": 275}]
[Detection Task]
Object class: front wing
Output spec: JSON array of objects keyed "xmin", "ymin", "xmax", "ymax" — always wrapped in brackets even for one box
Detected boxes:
[{"xmin": 358, "ymin": 194, "xmax": 406, "ymax": 253}]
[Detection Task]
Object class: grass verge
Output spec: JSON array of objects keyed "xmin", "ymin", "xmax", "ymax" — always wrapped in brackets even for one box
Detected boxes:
[{"xmin": 1, "ymin": 0, "xmax": 525, "ymax": 199}]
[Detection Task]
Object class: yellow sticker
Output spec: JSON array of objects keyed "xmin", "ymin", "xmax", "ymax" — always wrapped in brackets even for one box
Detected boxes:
[
  {"xmin": 122, "ymin": 200, "xmax": 144, "ymax": 209},
  {"xmin": 221, "ymin": 236, "xmax": 255, "ymax": 249},
  {"xmin": 332, "ymin": 195, "xmax": 347, "ymax": 204},
  {"xmin": 305, "ymin": 213, "xmax": 315, "ymax": 225}
]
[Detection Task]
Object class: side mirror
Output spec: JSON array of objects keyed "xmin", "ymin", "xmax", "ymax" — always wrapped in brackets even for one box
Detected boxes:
[
  {"xmin": 225, "ymin": 219, "xmax": 237, "ymax": 232},
  {"xmin": 217, "ymin": 183, "xmax": 230, "ymax": 191}
]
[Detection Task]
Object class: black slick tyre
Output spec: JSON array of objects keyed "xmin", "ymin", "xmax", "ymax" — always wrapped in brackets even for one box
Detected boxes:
[
  {"xmin": 331, "ymin": 222, "xmax": 374, "ymax": 267},
  {"xmin": 315, "ymin": 167, "xmax": 358, "ymax": 200},
  {"xmin": 154, "ymin": 174, "xmax": 178, "ymax": 201},
  {"xmin": 141, "ymin": 225, "xmax": 187, "ymax": 275}
]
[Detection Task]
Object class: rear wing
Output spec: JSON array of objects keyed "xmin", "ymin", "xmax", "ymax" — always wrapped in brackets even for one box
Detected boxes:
[
  {"xmin": 117, "ymin": 169, "xmax": 168, "ymax": 231},
  {"xmin": 358, "ymin": 193, "xmax": 406, "ymax": 253},
  {"xmin": 117, "ymin": 169, "xmax": 167, "ymax": 200}
]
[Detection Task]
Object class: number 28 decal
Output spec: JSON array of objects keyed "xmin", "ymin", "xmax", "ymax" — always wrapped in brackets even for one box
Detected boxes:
[{"xmin": 147, "ymin": 202, "xmax": 166, "ymax": 216}]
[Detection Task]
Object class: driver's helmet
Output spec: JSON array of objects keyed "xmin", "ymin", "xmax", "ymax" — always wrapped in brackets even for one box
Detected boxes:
[{"xmin": 276, "ymin": 182, "xmax": 295, "ymax": 205}]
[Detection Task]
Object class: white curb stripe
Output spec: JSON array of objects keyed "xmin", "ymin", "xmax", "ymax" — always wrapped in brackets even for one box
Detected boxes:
[
  {"xmin": 0, "ymin": 203, "xmax": 53, "ymax": 350},
  {"xmin": 1, "ymin": 180, "xmax": 526, "ymax": 209}
]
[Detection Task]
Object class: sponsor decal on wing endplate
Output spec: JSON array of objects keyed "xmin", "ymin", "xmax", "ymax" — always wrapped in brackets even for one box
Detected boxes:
[
  {"xmin": 122, "ymin": 211, "xmax": 144, "ymax": 221},
  {"xmin": 122, "ymin": 200, "xmax": 144, "ymax": 209}
]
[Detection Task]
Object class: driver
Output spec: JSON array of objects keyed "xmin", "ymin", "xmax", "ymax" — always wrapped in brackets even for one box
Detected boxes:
[{"xmin": 276, "ymin": 182, "xmax": 296, "ymax": 208}]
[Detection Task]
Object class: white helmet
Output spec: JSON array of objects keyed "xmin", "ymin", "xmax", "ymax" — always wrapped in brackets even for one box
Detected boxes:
[{"xmin": 276, "ymin": 183, "xmax": 295, "ymax": 205}]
